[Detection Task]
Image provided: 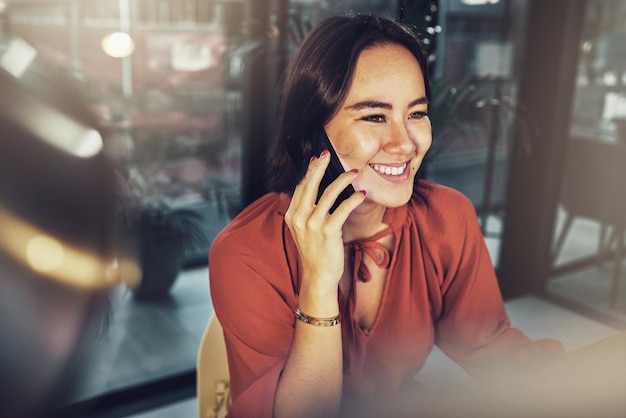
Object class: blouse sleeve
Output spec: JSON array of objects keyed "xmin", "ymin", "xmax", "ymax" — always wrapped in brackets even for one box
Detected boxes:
[
  {"xmin": 433, "ymin": 192, "xmax": 564, "ymax": 380},
  {"xmin": 208, "ymin": 210, "xmax": 298, "ymax": 418}
]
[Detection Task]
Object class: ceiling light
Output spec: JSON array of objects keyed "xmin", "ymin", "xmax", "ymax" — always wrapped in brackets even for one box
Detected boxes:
[{"xmin": 101, "ymin": 32, "xmax": 135, "ymax": 58}]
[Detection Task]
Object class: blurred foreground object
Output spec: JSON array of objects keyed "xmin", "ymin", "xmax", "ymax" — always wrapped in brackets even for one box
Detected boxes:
[
  {"xmin": 423, "ymin": 331, "xmax": 626, "ymax": 418},
  {"xmin": 0, "ymin": 36, "xmax": 119, "ymax": 417}
]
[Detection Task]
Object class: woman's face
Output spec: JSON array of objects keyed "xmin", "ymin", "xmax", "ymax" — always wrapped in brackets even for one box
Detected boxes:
[{"xmin": 324, "ymin": 43, "xmax": 431, "ymax": 209}]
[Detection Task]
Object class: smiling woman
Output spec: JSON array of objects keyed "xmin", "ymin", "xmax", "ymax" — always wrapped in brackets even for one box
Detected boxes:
[
  {"xmin": 207, "ymin": 14, "xmax": 564, "ymax": 418},
  {"xmin": 323, "ymin": 43, "xmax": 431, "ymax": 209}
]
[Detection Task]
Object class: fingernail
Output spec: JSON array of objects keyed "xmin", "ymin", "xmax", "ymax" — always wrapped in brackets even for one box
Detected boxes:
[
  {"xmin": 350, "ymin": 169, "xmax": 359, "ymax": 174},
  {"xmin": 310, "ymin": 156, "xmax": 317, "ymax": 163},
  {"xmin": 320, "ymin": 149, "xmax": 329, "ymax": 158},
  {"xmin": 359, "ymin": 190, "xmax": 367, "ymax": 196}
]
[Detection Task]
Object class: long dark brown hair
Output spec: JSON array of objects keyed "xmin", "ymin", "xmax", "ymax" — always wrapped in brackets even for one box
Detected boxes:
[{"xmin": 267, "ymin": 14, "xmax": 431, "ymax": 194}]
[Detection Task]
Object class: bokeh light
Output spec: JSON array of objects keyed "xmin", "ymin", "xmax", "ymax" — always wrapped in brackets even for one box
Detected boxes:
[{"xmin": 101, "ymin": 32, "xmax": 135, "ymax": 58}]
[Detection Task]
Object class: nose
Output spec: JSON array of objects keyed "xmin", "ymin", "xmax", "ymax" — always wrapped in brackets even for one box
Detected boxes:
[{"xmin": 383, "ymin": 121, "xmax": 416, "ymax": 155}]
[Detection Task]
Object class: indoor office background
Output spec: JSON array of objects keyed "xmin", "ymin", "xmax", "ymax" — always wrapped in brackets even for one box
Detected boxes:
[{"xmin": 0, "ymin": 0, "xmax": 625, "ymax": 416}]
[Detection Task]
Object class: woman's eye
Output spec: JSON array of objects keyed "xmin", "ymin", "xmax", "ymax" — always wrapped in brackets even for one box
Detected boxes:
[
  {"xmin": 410, "ymin": 111, "xmax": 428, "ymax": 120},
  {"xmin": 362, "ymin": 115, "xmax": 386, "ymax": 123}
]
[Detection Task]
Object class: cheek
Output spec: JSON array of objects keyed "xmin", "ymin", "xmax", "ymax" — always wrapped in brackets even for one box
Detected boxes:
[
  {"xmin": 421, "ymin": 134, "xmax": 433, "ymax": 153},
  {"xmin": 411, "ymin": 125, "xmax": 432, "ymax": 154},
  {"xmin": 335, "ymin": 133, "xmax": 380, "ymax": 165}
]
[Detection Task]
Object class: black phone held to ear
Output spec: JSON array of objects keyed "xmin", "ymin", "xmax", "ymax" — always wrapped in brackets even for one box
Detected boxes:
[{"xmin": 287, "ymin": 129, "xmax": 356, "ymax": 213}]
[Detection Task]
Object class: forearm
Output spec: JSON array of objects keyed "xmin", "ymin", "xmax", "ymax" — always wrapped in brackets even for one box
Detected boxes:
[
  {"xmin": 274, "ymin": 149, "xmax": 363, "ymax": 417},
  {"xmin": 273, "ymin": 284, "xmax": 343, "ymax": 418}
]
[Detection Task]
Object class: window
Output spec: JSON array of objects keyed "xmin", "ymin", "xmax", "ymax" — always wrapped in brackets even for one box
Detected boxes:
[{"xmin": 546, "ymin": 0, "xmax": 626, "ymax": 324}]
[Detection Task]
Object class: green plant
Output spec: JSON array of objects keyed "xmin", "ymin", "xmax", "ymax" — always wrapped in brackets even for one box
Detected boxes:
[
  {"xmin": 428, "ymin": 77, "xmax": 478, "ymax": 159},
  {"xmin": 122, "ymin": 197, "xmax": 208, "ymax": 254},
  {"xmin": 118, "ymin": 182, "xmax": 210, "ymax": 300},
  {"xmin": 115, "ymin": 128, "xmax": 215, "ymax": 299}
]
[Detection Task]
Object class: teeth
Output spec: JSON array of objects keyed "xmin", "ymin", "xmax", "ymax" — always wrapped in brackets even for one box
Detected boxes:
[{"xmin": 370, "ymin": 163, "xmax": 407, "ymax": 176}]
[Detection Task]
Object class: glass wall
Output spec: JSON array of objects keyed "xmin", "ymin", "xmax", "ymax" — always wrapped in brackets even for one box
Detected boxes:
[
  {"xmin": 419, "ymin": 0, "xmax": 527, "ymax": 268},
  {"xmin": 0, "ymin": 0, "xmax": 536, "ymax": 412},
  {"xmin": 4, "ymin": 0, "xmax": 245, "ymax": 404},
  {"xmin": 546, "ymin": 0, "xmax": 626, "ymax": 324}
]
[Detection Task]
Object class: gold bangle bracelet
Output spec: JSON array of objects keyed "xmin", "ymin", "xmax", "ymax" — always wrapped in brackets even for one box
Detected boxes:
[{"xmin": 295, "ymin": 306, "xmax": 341, "ymax": 327}]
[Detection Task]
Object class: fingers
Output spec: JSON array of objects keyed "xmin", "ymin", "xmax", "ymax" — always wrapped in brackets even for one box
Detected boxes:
[
  {"xmin": 285, "ymin": 151, "xmax": 329, "ymax": 225},
  {"xmin": 302, "ymin": 150, "xmax": 331, "ymax": 205},
  {"xmin": 324, "ymin": 188, "xmax": 367, "ymax": 225},
  {"xmin": 289, "ymin": 150, "xmax": 329, "ymax": 212},
  {"xmin": 287, "ymin": 149, "xmax": 366, "ymax": 225},
  {"xmin": 315, "ymin": 168, "xmax": 362, "ymax": 215}
]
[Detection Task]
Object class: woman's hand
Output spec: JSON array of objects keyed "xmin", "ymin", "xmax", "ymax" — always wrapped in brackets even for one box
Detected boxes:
[
  {"xmin": 276, "ymin": 150, "xmax": 364, "ymax": 417},
  {"xmin": 284, "ymin": 150, "xmax": 365, "ymax": 310}
]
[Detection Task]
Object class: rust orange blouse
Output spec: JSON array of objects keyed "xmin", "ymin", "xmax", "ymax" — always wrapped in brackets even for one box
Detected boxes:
[{"xmin": 209, "ymin": 180, "xmax": 563, "ymax": 417}]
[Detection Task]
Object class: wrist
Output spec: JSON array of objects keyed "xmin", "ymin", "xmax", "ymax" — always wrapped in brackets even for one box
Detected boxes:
[
  {"xmin": 295, "ymin": 306, "xmax": 341, "ymax": 327},
  {"xmin": 298, "ymin": 280, "xmax": 340, "ymax": 318}
]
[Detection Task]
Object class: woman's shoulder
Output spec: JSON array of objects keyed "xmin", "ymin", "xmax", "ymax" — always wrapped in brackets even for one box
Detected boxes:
[
  {"xmin": 404, "ymin": 182, "xmax": 483, "ymax": 268},
  {"xmin": 411, "ymin": 179, "xmax": 476, "ymax": 214},
  {"xmin": 210, "ymin": 192, "xmax": 289, "ymax": 256},
  {"xmin": 402, "ymin": 179, "xmax": 480, "ymax": 241}
]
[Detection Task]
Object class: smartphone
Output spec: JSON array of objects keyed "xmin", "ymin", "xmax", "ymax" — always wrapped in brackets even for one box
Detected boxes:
[{"xmin": 289, "ymin": 129, "xmax": 356, "ymax": 213}]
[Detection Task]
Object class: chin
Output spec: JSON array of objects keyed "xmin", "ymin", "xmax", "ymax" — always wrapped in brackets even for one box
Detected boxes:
[{"xmin": 370, "ymin": 188, "xmax": 413, "ymax": 208}]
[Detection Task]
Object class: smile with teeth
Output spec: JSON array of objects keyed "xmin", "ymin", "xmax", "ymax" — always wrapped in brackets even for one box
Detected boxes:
[{"xmin": 369, "ymin": 162, "xmax": 409, "ymax": 176}]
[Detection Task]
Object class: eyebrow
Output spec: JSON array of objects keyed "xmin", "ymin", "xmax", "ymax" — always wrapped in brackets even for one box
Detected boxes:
[{"xmin": 344, "ymin": 96, "xmax": 429, "ymax": 111}]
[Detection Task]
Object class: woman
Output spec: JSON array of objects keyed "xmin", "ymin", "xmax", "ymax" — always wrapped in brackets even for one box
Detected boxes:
[{"xmin": 209, "ymin": 14, "xmax": 563, "ymax": 418}]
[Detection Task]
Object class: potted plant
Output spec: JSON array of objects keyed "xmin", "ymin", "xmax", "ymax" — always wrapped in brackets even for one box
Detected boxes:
[
  {"xmin": 120, "ymin": 193, "xmax": 208, "ymax": 300},
  {"xmin": 421, "ymin": 76, "xmax": 479, "ymax": 178},
  {"xmin": 116, "ymin": 126, "xmax": 214, "ymax": 301}
]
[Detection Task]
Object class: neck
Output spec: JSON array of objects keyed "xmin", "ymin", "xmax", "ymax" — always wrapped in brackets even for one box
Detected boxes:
[{"xmin": 342, "ymin": 201, "xmax": 388, "ymax": 243}]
